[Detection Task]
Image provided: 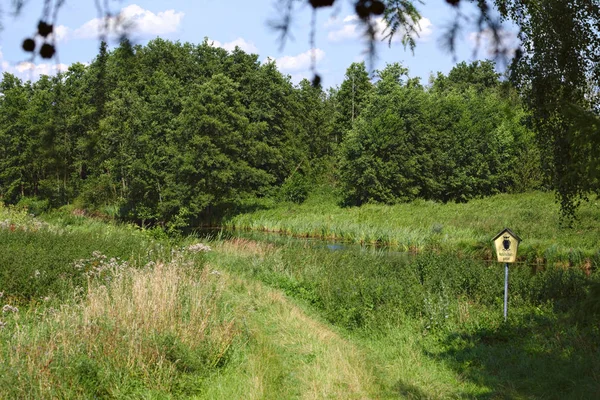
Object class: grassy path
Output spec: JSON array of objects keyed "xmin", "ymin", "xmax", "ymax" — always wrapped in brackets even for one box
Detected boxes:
[
  {"xmin": 204, "ymin": 242, "xmax": 381, "ymax": 399},
  {"xmin": 207, "ymin": 238, "xmax": 600, "ymax": 399},
  {"xmin": 206, "ymin": 239, "xmax": 488, "ymax": 399}
]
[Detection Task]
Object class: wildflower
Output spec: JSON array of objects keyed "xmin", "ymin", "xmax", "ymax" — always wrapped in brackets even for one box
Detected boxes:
[
  {"xmin": 210, "ymin": 269, "xmax": 221, "ymax": 276},
  {"xmin": 0, "ymin": 321, "xmax": 5, "ymax": 329},
  {"xmin": 187, "ymin": 243, "xmax": 212, "ymax": 253},
  {"xmin": 2, "ymin": 304, "xmax": 18, "ymax": 313}
]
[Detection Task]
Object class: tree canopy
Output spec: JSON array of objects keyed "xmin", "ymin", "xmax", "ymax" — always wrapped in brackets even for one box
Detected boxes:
[{"xmin": 1, "ymin": 39, "xmax": 543, "ymax": 230}]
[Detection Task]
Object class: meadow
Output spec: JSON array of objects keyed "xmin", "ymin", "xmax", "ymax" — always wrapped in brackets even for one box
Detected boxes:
[
  {"xmin": 0, "ymin": 204, "xmax": 387, "ymax": 397},
  {"xmin": 1, "ymin": 201, "xmax": 599, "ymax": 398},
  {"xmin": 209, "ymin": 236, "xmax": 600, "ymax": 398}
]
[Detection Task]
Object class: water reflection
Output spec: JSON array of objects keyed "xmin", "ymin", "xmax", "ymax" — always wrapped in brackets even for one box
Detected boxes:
[{"xmin": 190, "ymin": 226, "xmax": 412, "ymax": 258}]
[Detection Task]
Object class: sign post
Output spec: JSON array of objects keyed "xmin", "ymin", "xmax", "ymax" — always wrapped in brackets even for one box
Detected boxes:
[
  {"xmin": 504, "ymin": 262, "xmax": 509, "ymax": 322},
  {"xmin": 492, "ymin": 228, "xmax": 521, "ymax": 322}
]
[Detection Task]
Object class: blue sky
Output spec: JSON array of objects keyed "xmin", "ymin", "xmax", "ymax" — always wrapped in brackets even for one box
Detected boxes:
[{"xmin": 0, "ymin": 0, "xmax": 517, "ymax": 87}]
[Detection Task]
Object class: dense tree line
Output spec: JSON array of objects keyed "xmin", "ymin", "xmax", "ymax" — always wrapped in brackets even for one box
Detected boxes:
[
  {"xmin": 3, "ymin": 0, "xmax": 598, "ymax": 220},
  {"xmin": 0, "ymin": 39, "xmax": 542, "ymax": 229},
  {"xmin": 0, "ymin": 39, "xmax": 334, "ymax": 229},
  {"xmin": 338, "ymin": 61, "xmax": 541, "ymax": 206}
]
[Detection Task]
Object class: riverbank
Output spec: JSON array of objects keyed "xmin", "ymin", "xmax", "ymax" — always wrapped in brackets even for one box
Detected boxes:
[{"xmin": 226, "ymin": 191, "xmax": 600, "ymax": 267}]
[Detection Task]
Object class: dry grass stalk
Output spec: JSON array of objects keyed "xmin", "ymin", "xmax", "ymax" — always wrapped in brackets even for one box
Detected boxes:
[{"xmin": 217, "ymin": 238, "xmax": 275, "ymax": 257}]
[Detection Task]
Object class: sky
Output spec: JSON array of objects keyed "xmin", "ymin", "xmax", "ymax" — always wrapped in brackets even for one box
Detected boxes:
[{"xmin": 0, "ymin": 0, "xmax": 518, "ymax": 88}]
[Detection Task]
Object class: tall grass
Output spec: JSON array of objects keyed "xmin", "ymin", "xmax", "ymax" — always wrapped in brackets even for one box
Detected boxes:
[
  {"xmin": 0, "ymin": 203, "xmax": 244, "ymax": 397},
  {"xmin": 0, "ymin": 203, "xmax": 171, "ymax": 302},
  {"xmin": 226, "ymin": 191, "xmax": 600, "ymax": 265},
  {"xmin": 0, "ymin": 253, "xmax": 239, "ymax": 398},
  {"xmin": 0, "ymin": 205, "xmax": 385, "ymax": 398}
]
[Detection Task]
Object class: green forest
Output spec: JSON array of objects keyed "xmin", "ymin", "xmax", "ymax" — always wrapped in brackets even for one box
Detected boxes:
[{"xmin": 0, "ymin": 38, "xmax": 548, "ymax": 230}]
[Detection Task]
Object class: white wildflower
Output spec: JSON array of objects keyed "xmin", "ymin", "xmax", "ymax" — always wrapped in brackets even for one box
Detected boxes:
[
  {"xmin": 2, "ymin": 304, "xmax": 18, "ymax": 313},
  {"xmin": 187, "ymin": 243, "xmax": 212, "ymax": 253}
]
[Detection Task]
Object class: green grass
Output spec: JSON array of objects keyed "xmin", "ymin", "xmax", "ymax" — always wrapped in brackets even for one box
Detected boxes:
[
  {"xmin": 0, "ymin": 204, "xmax": 241, "ymax": 398},
  {"xmin": 210, "ymin": 237, "xmax": 600, "ymax": 399},
  {"xmin": 0, "ymin": 204, "xmax": 387, "ymax": 398},
  {"xmin": 226, "ymin": 190, "xmax": 600, "ymax": 265},
  {"xmin": 2, "ymin": 202, "xmax": 599, "ymax": 398},
  {"xmin": 0, "ymin": 203, "xmax": 173, "ymax": 302}
]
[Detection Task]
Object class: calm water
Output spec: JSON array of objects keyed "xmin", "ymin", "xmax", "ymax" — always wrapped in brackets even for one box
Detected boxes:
[{"xmin": 190, "ymin": 226, "xmax": 412, "ymax": 258}]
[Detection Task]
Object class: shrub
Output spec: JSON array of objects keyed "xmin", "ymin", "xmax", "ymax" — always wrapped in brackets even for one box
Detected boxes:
[
  {"xmin": 279, "ymin": 173, "xmax": 311, "ymax": 204},
  {"xmin": 15, "ymin": 196, "xmax": 50, "ymax": 215}
]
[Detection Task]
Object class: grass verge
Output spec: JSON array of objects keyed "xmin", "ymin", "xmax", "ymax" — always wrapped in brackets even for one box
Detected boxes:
[{"xmin": 0, "ymin": 205, "xmax": 386, "ymax": 398}]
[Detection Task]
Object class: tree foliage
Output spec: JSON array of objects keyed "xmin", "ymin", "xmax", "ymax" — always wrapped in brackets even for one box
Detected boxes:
[
  {"xmin": 5, "ymin": 0, "xmax": 594, "ymax": 224},
  {"xmin": 338, "ymin": 61, "xmax": 540, "ymax": 206},
  {"xmin": 495, "ymin": 0, "xmax": 600, "ymax": 221},
  {"xmin": 1, "ymin": 40, "xmax": 544, "ymax": 227},
  {"xmin": 331, "ymin": 62, "xmax": 373, "ymax": 143},
  {"xmin": 0, "ymin": 39, "xmax": 335, "ymax": 229}
]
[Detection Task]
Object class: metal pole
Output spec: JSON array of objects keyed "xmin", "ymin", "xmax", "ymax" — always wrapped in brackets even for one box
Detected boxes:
[{"xmin": 504, "ymin": 263, "xmax": 509, "ymax": 322}]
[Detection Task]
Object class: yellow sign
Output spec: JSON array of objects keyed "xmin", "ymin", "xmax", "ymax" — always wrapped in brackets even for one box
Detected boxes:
[{"xmin": 492, "ymin": 228, "xmax": 521, "ymax": 263}]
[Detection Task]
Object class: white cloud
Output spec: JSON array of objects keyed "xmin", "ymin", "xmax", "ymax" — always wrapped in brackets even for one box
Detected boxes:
[
  {"xmin": 71, "ymin": 4, "xmax": 184, "ymax": 40},
  {"xmin": 468, "ymin": 28, "xmax": 519, "ymax": 58},
  {"xmin": 323, "ymin": 14, "xmax": 358, "ymax": 29},
  {"xmin": 209, "ymin": 37, "xmax": 258, "ymax": 54},
  {"xmin": 50, "ymin": 25, "xmax": 70, "ymax": 42},
  {"xmin": 0, "ymin": 46, "xmax": 69, "ymax": 82},
  {"xmin": 0, "ymin": 50, "xmax": 69, "ymax": 82},
  {"xmin": 327, "ymin": 22, "xmax": 359, "ymax": 42},
  {"xmin": 289, "ymin": 72, "xmax": 311, "ymax": 85},
  {"xmin": 273, "ymin": 48, "xmax": 325, "ymax": 72},
  {"xmin": 412, "ymin": 18, "xmax": 433, "ymax": 41},
  {"xmin": 327, "ymin": 15, "xmax": 433, "ymax": 44},
  {"xmin": 15, "ymin": 61, "xmax": 69, "ymax": 77}
]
